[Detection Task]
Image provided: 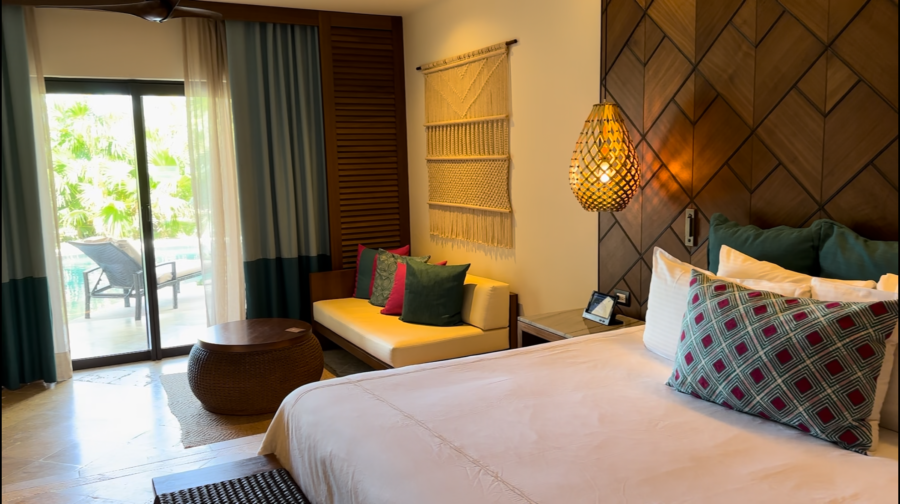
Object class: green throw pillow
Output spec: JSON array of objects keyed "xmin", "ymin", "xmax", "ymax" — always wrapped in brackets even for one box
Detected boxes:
[
  {"xmin": 401, "ymin": 261, "xmax": 470, "ymax": 327},
  {"xmin": 707, "ymin": 213, "xmax": 820, "ymax": 276},
  {"xmin": 814, "ymin": 220, "xmax": 899, "ymax": 282},
  {"xmin": 354, "ymin": 248, "xmax": 379, "ymax": 299},
  {"xmin": 370, "ymin": 250, "xmax": 430, "ymax": 307}
]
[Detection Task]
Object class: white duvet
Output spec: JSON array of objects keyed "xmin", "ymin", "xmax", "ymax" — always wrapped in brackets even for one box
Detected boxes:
[{"xmin": 260, "ymin": 326, "xmax": 899, "ymax": 504}]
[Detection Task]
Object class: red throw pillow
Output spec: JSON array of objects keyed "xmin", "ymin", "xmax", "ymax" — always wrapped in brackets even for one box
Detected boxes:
[
  {"xmin": 355, "ymin": 244, "xmax": 410, "ymax": 298},
  {"xmin": 381, "ymin": 260, "xmax": 447, "ymax": 315}
]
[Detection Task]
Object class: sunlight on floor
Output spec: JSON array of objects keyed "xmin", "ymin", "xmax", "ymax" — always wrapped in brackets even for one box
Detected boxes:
[{"xmin": 1, "ymin": 357, "xmax": 262, "ymax": 504}]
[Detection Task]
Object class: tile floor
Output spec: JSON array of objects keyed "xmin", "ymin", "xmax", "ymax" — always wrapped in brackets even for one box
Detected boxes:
[{"xmin": 1, "ymin": 358, "xmax": 335, "ymax": 503}]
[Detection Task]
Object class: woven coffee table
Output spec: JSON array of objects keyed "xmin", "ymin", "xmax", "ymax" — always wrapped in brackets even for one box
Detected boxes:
[{"xmin": 187, "ymin": 319, "xmax": 323, "ymax": 415}]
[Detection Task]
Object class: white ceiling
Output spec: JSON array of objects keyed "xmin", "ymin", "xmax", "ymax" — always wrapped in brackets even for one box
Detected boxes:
[{"xmin": 202, "ymin": 0, "xmax": 443, "ymax": 16}]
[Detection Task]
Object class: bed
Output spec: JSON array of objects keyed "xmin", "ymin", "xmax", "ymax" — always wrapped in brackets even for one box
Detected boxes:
[{"xmin": 260, "ymin": 325, "xmax": 899, "ymax": 503}]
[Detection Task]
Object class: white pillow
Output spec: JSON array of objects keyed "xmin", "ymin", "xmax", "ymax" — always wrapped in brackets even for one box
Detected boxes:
[
  {"xmin": 718, "ymin": 246, "xmax": 877, "ymax": 289},
  {"xmin": 643, "ymin": 248, "xmax": 812, "ymax": 361},
  {"xmin": 810, "ymin": 278, "xmax": 899, "ymax": 449}
]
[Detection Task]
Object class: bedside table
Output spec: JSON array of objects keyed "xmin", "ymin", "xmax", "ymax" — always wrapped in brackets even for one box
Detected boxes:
[{"xmin": 518, "ymin": 309, "xmax": 644, "ymax": 347}]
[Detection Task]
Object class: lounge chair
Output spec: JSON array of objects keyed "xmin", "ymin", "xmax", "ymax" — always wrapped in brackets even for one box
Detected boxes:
[{"xmin": 68, "ymin": 239, "xmax": 202, "ymax": 321}]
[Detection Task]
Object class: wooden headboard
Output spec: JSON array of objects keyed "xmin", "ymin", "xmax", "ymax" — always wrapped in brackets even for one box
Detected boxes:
[{"xmin": 598, "ymin": 0, "xmax": 899, "ymax": 320}]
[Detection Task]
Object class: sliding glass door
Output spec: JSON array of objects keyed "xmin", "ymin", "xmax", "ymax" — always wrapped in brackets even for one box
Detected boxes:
[{"xmin": 46, "ymin": 79, "xmax": 206, "ymax": 368}]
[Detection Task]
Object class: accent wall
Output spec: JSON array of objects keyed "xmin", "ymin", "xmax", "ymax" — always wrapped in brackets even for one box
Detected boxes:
[{"xmin": 598, "ymin": 0, "xmax": 899, "ymax": 320}]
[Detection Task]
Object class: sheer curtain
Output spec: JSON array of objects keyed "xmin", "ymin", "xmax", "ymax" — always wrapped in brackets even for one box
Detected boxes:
[
  {"xmin": 183, "ymin": 19, "xmax": 245, "ymax": 325},
  {"xmin": 1, "ymin": 6, "xmax": 63, "ymax": 388},
  {"xmin": 26, "ymin": 7, "xmax": 72, "ymax": 382}
]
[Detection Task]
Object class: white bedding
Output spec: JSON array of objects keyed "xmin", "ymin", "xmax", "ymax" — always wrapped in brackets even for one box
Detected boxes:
[{"xmin": 260, "ymin": 326, "xmax": 899, "ymax": 504}]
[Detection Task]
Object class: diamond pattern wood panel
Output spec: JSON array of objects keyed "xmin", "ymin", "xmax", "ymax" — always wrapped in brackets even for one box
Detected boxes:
[{"xmin": 601, "ymin": 0, "xmax": 899, "ymax": 320}]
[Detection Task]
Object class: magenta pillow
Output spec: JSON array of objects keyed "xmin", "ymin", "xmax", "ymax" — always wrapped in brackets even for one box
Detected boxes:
[
  {"xmin": 381, "ymin": 260, "xmax": 447, "ymax": 315},
  {"xmin": 354, "ymin": 244, "xmax": 410, "ymax": 298},
  {"xmin": 668, "ymin": 271, "xmax": 898, "ymax": 454}
]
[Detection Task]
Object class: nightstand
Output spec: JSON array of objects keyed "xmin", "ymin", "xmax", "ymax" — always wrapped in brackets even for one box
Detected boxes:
[{"xmin": 517, "ymin": 308, "xmax": 644, "ymax": 347}]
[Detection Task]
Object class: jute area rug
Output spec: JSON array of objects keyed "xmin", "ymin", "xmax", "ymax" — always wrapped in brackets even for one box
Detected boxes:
[
  {"xmin": 159, "ymin": 373, "xmax": 278, "ymax": 449},
  {"xmin": 160, "ymin": 349, "xmax": 373, "ymax": 448}
]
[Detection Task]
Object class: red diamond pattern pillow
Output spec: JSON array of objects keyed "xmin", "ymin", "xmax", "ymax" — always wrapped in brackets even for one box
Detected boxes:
[{"xmin": 667, "ymin": 271, "xmax": 899, "ymax": 454}]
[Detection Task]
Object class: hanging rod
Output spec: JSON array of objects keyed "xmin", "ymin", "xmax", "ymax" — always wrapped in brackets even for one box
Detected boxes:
[{"xmin": 416, "ymin": 39, "xmax": 518, "ymax": 71}]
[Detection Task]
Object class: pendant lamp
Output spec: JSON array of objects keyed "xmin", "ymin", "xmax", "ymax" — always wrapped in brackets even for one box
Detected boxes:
[{"xmin": 569, "ymin": 0, "xmax": 640, "ymax": 212}]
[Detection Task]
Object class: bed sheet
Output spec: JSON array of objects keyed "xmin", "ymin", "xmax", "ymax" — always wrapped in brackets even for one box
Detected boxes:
[{"xmin": 261, "ymin": 326, "xmax": 899, "ymax": 504}]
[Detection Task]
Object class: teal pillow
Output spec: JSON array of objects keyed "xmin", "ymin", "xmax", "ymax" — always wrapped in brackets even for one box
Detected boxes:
[
  {"xmin": 814, "ymin": 220, "xmax": 898, "ymax": 282},
  {"xmin": 707, "ymin": 213, "xmax": 820, "ymax": 276},
  {"xmin": 401, "ymin": 261, "xmax": 470, "ymax": 327}
]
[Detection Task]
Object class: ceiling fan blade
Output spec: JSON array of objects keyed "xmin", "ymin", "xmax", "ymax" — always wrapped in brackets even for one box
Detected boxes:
[
  {"xmin": 81, "ymin": 2, "xmax": 170, "ymax": 21},
  {"xmin": 22, "ymin": 0, "xmax": 149, "ymax": 7},
  {"xmin": 169, "ymin": 5, "xmax": 223, "ymax": 20}
]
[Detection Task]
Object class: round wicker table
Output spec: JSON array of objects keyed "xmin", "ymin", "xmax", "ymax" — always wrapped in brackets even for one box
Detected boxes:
[{"xmin": 187, "ymin": 318, "xmax": 322, "ymax": 416}]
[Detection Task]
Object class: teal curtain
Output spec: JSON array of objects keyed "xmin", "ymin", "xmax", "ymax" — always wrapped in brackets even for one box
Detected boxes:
[
  {"xmin": 1, "ymin": 6, "xmax": 57, "ymax": 389},
  {"xmin": 226, "ymin": 22, "xmax": 330, "ymax": 321}
]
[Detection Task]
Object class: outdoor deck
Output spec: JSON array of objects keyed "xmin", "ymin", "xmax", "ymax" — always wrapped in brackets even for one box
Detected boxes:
[{"xmin": 68, "ymin": 282, "xmax": 207, "ymax": 359}]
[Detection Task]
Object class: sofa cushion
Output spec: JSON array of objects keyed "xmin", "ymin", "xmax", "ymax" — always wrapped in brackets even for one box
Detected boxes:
[
  {"xmin": 314, "ymin": 298, "xmax": 509, "ymax": 367},
  {"xmin": 461, "ymin": 274, "xmax": 510, "ymax": 331}
]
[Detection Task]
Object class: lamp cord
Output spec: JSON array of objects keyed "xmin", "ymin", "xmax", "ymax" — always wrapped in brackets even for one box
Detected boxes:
[{"xmin": 601, "ymin": 0, "xmax": 608, "ymax": 103}]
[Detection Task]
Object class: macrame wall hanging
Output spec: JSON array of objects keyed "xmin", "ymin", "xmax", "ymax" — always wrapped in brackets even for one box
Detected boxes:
[{"xmin": 421, "ymin": 42, "xmax": 513, "ymax": 248}]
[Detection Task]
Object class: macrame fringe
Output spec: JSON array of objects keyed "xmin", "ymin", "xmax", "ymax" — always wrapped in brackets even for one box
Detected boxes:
[
  {"xmin": 424, "ymin": 42, "xmax": 513, "ymax": 249},
  {"xmin": 429, "ymin": 205, "xmax": 513, "ymax": 249}
]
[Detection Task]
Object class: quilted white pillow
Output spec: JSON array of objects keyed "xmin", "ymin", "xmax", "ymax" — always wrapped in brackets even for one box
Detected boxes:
[
  {"xmin": 718, "ymin": 246, "xmax": 877, "ymax": 289},
  {"xmin": 643, "ymin": 248, "xmax": 812, "ymax": 361},
  {"xmin": 811, "ymin": 278, "xmax": 899, "ymax": 448}
]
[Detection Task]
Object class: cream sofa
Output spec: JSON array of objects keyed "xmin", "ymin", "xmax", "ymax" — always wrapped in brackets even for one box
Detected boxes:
[{"xmin": 310, "ymin": 269, "xmax": 518, "ymax": 369}]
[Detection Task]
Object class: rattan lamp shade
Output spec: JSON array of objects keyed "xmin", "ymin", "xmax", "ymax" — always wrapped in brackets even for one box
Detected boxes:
[{"xmin": 569, "ymin": 103, "xmax": 640, "ymax": 212}]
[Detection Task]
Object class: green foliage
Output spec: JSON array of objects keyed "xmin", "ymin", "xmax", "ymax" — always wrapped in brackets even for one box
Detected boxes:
[{"xmin": 48, "ymin": 95, "xmax": 196, "ymax": 240}]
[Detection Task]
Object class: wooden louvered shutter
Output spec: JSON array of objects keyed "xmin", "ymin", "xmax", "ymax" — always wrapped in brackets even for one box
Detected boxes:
[{"xmin": 319, "ymin": 15, "xmax": 410, "ymax": 270}]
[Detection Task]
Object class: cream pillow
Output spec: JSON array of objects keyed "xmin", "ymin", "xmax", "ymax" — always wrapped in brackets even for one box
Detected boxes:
[
  {"xmin": 879, "ymin": 274, "xmax": 899, "ymax": 294},
  {"xmin": 810, "ymin": 278, "xmax": 899, "ymax": 449},
  {"xmin": 718, "ymin": 246, "xmax": 877, "ymax": 289},
  {"xmin": 643, "ymin": 248, "xmax": 812, "ymax": 361}
]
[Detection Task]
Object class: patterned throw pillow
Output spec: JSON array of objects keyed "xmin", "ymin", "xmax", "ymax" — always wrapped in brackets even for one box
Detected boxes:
[
  {"xmin": 354, "ymin": 244, "xmax": 409, "ymax": 299},
  {"xmin": 370, "ymin": 250, "xmax": 430, "ymax": 307},
  {"xmin": 667, "ymin": 271, "xmax": 899, "ymax": 454}
]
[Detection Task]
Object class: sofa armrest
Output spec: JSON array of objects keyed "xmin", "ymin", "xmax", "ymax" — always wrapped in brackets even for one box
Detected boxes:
[
  {"xmin": 310, "ymin": 269, "xmax": 356, "ymax": 305},
  {"xmin": 509, "ymin": 292, "xmax": 519, "ymax": 349}
]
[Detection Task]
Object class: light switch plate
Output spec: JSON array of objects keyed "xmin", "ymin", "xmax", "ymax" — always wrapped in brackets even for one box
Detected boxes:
[
  {"xmin": 685, "ymin": 209, "xmax": 696, "ymax": 248},
  {"xmin": 614, "ymin": 289, "xmax": 632, "ymax": 308}
]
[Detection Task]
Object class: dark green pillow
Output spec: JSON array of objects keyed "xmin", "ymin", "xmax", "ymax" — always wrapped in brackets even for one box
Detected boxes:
[
  {"xmin": 814, "ymin": 220, "xmax": 899, "ymax": 282},
  {"xmin": 401, "ymin": 261, "xmax": 470, "ymax": 327},
  {"xmin": 707, "ymin": 213, "xmax": 820, "ymax": 276},
  {"xmin": 354, "ymin": 248, "xmax": 379, "ymax": 299}
]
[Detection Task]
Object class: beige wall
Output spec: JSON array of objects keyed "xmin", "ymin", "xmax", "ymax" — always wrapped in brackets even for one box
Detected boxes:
[
  {"xmin": 404, "ymin": 0, "xmax": 602, "ymax": 316},
  {"xmin": 33, "ymin": 9, "xmax": 183, "ymax": 80}
]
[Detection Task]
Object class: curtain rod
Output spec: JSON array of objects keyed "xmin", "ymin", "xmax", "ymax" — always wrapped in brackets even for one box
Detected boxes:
[{"xmin": 415, "ymin": 39, "xmax": 518, "ymax": 71}]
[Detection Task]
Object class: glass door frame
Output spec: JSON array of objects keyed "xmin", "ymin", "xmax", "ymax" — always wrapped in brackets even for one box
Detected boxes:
[{"xmin": 46, "ymin": 78, "xmax": 195, "ymax": 369}]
